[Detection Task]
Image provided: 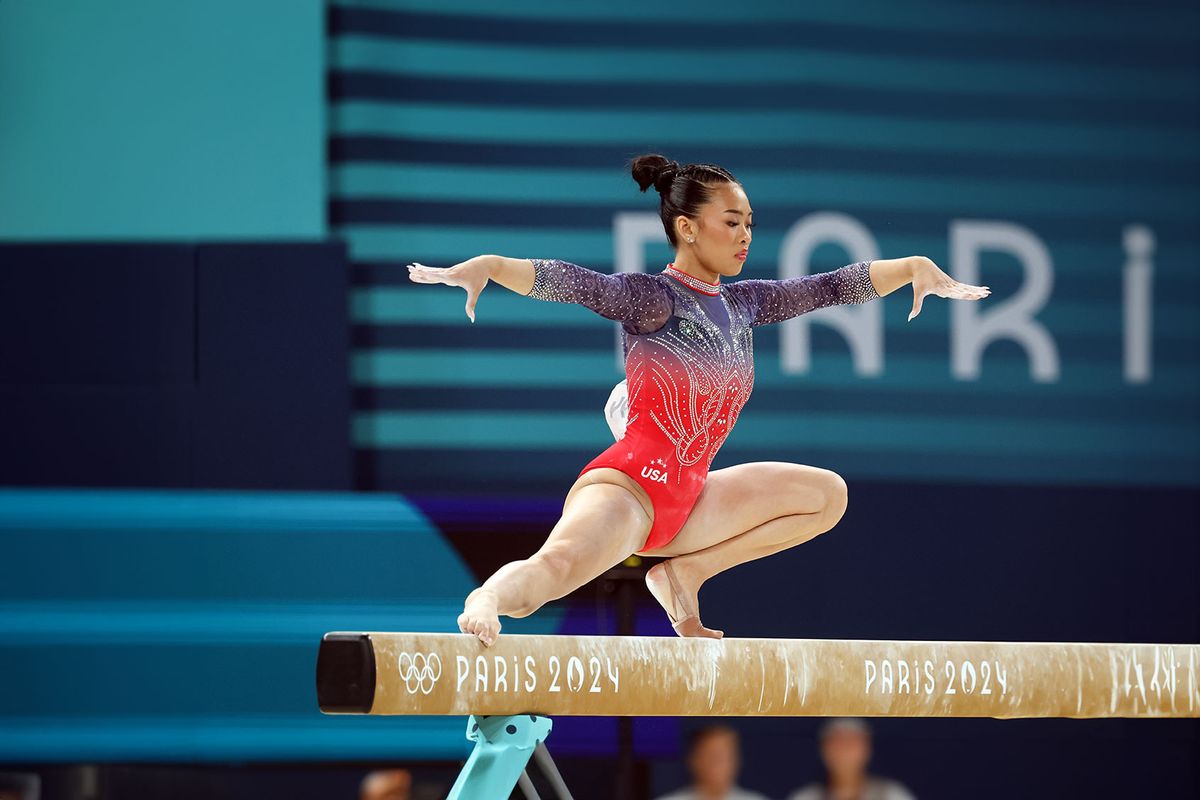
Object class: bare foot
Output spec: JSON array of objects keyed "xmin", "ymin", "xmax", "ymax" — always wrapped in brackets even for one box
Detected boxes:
[
  {"xmin": 458, "ymin": 588, "xmax": 501, "ymax": 646},
  {"xmin": 645, "ymin": 559, "xmax": 723, "ymax": 639}
]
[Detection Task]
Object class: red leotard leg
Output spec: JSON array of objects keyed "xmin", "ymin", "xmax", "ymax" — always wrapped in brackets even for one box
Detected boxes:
[{"xmin": 576, "ymin": 437, "xmax": 703, "ymax": 551}]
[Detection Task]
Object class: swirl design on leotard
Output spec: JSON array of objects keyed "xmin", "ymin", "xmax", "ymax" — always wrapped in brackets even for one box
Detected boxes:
[{"xmin": 626, "ymin": 283, "xmax": 755, "ymax": 478}]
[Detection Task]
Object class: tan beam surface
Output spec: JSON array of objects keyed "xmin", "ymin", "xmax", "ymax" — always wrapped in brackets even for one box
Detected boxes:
[{"xmin": 318, "ymin": 632, "xmax": 1200, "ymax": 719}]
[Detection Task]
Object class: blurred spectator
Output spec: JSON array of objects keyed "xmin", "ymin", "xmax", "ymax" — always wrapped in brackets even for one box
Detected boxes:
[
  {"xmin": 787, "ymin": 718, "xmax": 914, "ymax": 800},
  {"xmin": 654, "ymin": 724, "xmax": 770, "ymax": 800},
  {"xmin": 0, "ymin": 771, "xmax": 39, "ymax": 800},
  {"xmin": 360, "ymin": 768, "xmax": 412, "ymax": 800}
]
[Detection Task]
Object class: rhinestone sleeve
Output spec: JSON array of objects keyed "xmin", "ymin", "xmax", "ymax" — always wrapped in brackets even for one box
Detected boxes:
[
  {"xmin": 525, "ymin": 258, "xmax": 674, "ymax": 335},
  {"xmin": 727, "ymin": 260, "xmax": 879, "ymax": 327}
]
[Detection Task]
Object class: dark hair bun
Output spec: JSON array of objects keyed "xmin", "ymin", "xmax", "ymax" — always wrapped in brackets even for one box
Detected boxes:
[
  {"xmin": 629, "ymin": 153, "xmax": 681, "ymax": 195},
  {"xmin": 626, "ymin": 154, "xmax": 738, "ymax": 249}
]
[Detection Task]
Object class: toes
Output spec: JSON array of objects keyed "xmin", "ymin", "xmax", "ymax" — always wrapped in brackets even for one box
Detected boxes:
[{"xmin": 457, "ymin": 613, "xmax": 500, "ymax": 646}]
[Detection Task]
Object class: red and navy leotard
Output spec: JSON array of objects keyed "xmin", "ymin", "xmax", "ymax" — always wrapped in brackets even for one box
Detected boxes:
[{"xmin": 526, "ymin": 258, "xmax": 879, "ymax": 551}]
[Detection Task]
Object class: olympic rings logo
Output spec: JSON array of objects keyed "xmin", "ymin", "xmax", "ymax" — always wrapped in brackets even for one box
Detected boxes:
[{"xmin": 397, "ymin": 651, "xmax": 442, "ymax": 694}]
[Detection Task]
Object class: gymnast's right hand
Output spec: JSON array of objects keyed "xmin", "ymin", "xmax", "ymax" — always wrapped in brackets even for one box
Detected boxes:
[{"xmin": 407, "ymin": 257, "xmax": 490, "ymax": 323}]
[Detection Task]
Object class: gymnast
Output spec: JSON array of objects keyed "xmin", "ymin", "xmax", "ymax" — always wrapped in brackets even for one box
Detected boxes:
[{"xmin": 406, "ymin": 154, "xmax": 989, "ymax": 645}]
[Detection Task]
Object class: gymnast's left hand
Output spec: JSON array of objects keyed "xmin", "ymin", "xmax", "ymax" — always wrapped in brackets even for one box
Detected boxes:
[
  {"xmin": 908, "ymin": 256, "xmax": 990, "ymax": 322},
  {"xmin": 406, "ymin": 257, "xmax": 491, "ymax": 323}
]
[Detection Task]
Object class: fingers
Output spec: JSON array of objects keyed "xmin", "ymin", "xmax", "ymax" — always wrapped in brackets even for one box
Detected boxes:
[
  {"xmin": 409, "ymin": 262, "xmax": 479, "ymax": 322},
  {"xmin": 407, "ymin": 262, "xmax": 453, "ymax": 285},
  {"xmin": 937, "ymin": 282, "xmax": 991, "ymax": 300},
  {"xmin": 953, "ymin": 281, "xmax": 990, "ymax": 298},
  {"xmin": 407, "ymin": 262, "xmax": 435, "ymax": 283},
  {"xmin": 912, "ymin": 281, "xmax": 991, "ymax": 322}
]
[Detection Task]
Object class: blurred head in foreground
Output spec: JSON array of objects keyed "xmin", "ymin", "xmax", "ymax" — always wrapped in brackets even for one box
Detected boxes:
[
  {"xmin": 686, "ymin": 723, "xmax": 742, "ymax": 794},
  {"xmin": 360, "ymin": 767, "xmax": 412, "ymax": 800},
  {"xmin": 819, "ymin": 717, "xmax": 873, "ymax": 780}
]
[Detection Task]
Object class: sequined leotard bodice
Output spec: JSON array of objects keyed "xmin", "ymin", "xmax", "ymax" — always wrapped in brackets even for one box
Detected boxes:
[{"xmin": 526, "ymin": 258, "xmax": 879, "ymax": 550}]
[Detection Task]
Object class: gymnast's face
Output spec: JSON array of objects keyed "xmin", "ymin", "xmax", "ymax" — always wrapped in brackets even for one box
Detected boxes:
[{"xmin": 676, "ymin": 182, "xmax": 753, "ymax": 279}]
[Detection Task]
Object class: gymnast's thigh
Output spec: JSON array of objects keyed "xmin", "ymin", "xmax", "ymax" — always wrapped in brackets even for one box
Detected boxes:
[
  {"xmin": 563, "ymin": 456, "xmax": 655, "ymax": 520},
  {"xmin": 552, "ymin": 467, "xmax": 654, "ymax": 557},
  {"xmin": 646, "ymin": 461, "xmax": 846, "ymax": 557}
]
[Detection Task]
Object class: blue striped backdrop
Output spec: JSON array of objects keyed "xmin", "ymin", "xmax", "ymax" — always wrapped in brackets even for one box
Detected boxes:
[{"xmin": 329, "ymin": 0, "xmax": 1200, "ymax": 491}]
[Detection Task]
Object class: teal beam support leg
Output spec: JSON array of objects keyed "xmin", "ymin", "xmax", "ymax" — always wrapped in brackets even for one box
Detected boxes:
[{"xmin": 447, "ymin": 714, "xmax": 554, "ymax": 800}]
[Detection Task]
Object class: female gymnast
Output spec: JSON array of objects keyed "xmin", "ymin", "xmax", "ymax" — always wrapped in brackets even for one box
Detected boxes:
[{"xmin": 406, "ymin": 154, "xmax": 990, "ymax": 645}]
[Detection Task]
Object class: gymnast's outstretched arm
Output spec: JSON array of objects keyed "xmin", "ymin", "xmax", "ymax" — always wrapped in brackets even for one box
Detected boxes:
[
  {"xmin": 725, "ymin": 256, "xmax": 989, "ymax": 326},
  {"xmin": 519, "ymin": 257, "xmax": 674, "ymax": 335},
  {"xmin": 724, "ymin": 259, "xmax": 879, "ymax": 327},
  {"xmin": 408, "ymin": 255, "xmax": 673, "ymax": 334}
]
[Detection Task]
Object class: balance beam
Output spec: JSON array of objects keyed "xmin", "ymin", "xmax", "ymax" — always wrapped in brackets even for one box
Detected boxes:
[{"xmin": 315, "ymin": 632, "xmax": 1200, "ymax": 719}]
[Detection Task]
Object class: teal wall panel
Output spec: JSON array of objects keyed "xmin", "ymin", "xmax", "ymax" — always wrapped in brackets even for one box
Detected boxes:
[
  {"xmin": 0, "ymin": 0, "xmax": 325, "ymax": 239},
  {"xmin": 0, "ymin": 488, "xmax": 563, "ymax": 761}
]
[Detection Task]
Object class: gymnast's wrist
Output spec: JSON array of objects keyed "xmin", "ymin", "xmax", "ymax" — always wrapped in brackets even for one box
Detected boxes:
[
  {"xmin": 908, "ymin": 255, "xmax": 933, "ymax": 280},
  {"xmin": 470, "ymin": 254, "xmax": 499, "ymax": 279},
  {"xmin": 474, "ymin": 254, "xmax": 530, "ymax": 295}
]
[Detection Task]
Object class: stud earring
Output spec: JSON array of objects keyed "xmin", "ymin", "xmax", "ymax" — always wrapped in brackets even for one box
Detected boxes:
[{"xmin": 687, "ymin": 237, "xmax": 695, "ymax": 243}]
